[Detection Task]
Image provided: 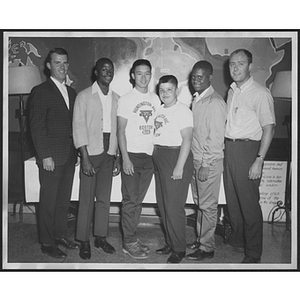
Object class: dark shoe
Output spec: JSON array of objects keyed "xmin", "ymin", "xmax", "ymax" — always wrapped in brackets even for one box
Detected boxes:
[
  {"xmin": 155, "ymin": 245, "xmax": 172, "ymax": 255},
  {"xmin": 55, "ymin": 237, "xmax": 79, "ymax": 249},
  {"xmin": 186, "ymin": 249, "xmax": 214, "ymax": 261},
  {"xmin": 79, "ymin": 241, "xmax": 91, "ymax": 260},
  {"xmin": 167, "ymin": 251, "xmax": 186, "ymax": 264},
  {"xmin": 242, "ymin": 256, "xmax": 261, "ymax": 263},
  {"xmin": 41, "ymin": 244, "xmax": 67, "ymax": 259},
  {"xmin": 187, "ymin": 240, "xmax": 200, "ymax": 250},
  {"xmin": 94, "ymin": 237, "xmax": 116, "ymax": 254}
]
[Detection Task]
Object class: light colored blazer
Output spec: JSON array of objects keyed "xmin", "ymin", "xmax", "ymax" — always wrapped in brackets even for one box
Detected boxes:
[{"xmin": 73, "ymin": 82, "xmax": 120, "ymax": 156}]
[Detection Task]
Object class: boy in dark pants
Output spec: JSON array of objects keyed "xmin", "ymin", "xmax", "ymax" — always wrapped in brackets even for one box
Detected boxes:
[{"xmin": 153, "ymin": 75, "xmax": 193, "ymax": 263}]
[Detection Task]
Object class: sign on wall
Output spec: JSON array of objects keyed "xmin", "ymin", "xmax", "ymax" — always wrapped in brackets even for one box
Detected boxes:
[{"xmin": 259, "ymin": 161, "xmax": 287, "ymax": 222}]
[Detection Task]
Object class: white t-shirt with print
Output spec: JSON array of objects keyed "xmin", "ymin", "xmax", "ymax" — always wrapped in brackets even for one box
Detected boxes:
[
  {"xmin": 154, "ymin": 101, "xmax": 193, "ymax": 147},
  {"xmin": 117, "ymin": 88, "xmax": 161, "ymax": 155}
]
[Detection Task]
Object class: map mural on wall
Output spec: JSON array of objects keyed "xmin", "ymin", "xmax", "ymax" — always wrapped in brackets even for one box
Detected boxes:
[{"xmin": 8, "ymin": 34, "xmax": 291, "ymax": 104}]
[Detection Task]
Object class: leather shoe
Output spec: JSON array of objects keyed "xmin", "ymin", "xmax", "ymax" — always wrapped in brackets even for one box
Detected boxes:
[
  {"xmin": 186, "ymin": 249, "xmax": 214, "ymax": 261},
  {"xmin": 186, "ymin": 240, "xmax": 200, "ymax": 250},
  {"xmin": 94, "ymin": 237, "xmax": 116, "ymax": 254},
  {"xmin": 79, "ymin": 241, "xmax": 91, "ymax": 260},
  {"xmin": 242, "ymin": 256, "xmax": 261, "ymax": 263},
  {"xmin": 41, "ymin": 244, "xmax": 67, "ymax": 259},
  {"xmin": 155, "ymin": 245, "xmax": 172, "ymax": 255},
  {"xmin": 167, "ymin": 251, "xmax": 186, "ymax": 264},
  {"xmin": 55, "ymin": 237, "xmax": 79, "ymax": 249}
]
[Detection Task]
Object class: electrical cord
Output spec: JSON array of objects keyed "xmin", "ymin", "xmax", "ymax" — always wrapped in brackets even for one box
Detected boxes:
[{"xmin": 267, "ymin": 201, "xmax": 286, "ymax": 225}]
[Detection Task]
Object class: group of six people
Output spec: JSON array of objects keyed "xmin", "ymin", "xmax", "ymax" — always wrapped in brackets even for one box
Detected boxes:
[{"xmin": 28, "ymin": 46, "xmax": 276, "ymax": 264}]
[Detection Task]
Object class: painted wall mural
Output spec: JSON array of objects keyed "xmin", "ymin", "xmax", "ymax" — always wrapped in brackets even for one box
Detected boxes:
[
  {"xmin": 8, "ymin": 35, "xmax": 291, "ymax": 94},
  {"xmin": 7, "ymin": 34, "xmax": 292, "ymax": 137}
]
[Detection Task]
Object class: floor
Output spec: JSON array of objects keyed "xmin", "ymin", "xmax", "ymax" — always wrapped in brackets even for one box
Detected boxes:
[{"xmin": 3, "ymin": 203, "xmax": 294, "ymax": 270}]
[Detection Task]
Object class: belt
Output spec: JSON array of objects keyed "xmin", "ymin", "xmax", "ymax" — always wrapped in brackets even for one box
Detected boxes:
[
  {"xmin": 225, "ymin": 138, "xmax": 257, "ymax": 142},
  {"xmin": 154, "ymin": 145, "xmax": 181, "ymax": 150}
]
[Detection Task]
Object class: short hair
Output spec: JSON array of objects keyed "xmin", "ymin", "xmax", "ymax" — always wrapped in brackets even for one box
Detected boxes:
[
  {"xmin": 129, "ymin": 59, "xmax": 152, "ymax": 86},
  {"xmin": 95, "ymin": 58, "xmax": 113, "ymax": 70},
  {"xmin": 192, "ymin": 60, "xmax": 213, "ymax": 75},
  {"xmin": 230, "ymin": 49, "xmax": 253, "ymax": 64},
  {"xmin": 158, "ymin": 75, "xmax": 178, "ymax": 88},
  {"xmin": 45, "ymin": 48, "xmax": 69, "ymax": 65},
  {"xmin": 131, "ymin": 59, "xmax": 152, "ymax": 74}
]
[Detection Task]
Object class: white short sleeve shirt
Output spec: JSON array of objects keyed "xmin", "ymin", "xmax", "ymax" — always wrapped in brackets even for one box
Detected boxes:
[
  {"xmin": 154, "ymin": 101, "xmax": 193, "ymax": 146},
  {"xmin": 117, "ymin": 88, "xmax": 161, "ymax": 155}
]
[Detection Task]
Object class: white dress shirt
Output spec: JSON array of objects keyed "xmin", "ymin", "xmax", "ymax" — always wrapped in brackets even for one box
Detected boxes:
[
  {"xmin": 51, "ymin": 76, "xmax": 70, "ymax": 109},
  {"xmin": 94, "ymin": 83, "xmax": 112, "ymax": 133}
]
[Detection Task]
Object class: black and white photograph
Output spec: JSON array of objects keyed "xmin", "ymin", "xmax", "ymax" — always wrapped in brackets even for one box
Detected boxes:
[{"xmin": 2, "ymin": 30, "xmax": 297, "ymax": 272}]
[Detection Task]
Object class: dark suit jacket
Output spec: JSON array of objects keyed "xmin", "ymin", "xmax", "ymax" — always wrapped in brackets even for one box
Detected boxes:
[{"xmin": 28, "ymin": 79, "xmax": 77, "ymax": 166}]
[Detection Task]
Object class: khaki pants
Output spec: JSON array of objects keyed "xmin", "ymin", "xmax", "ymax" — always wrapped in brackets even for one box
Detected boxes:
[{"xmin": 191, "ymin": 158, "xmax": 223, "ymax": 252}]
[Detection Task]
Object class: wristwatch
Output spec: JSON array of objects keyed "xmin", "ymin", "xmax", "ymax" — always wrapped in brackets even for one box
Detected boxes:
[{"xmin": 257, "ymin": 154, "xmax": 264, "ymax": 160}]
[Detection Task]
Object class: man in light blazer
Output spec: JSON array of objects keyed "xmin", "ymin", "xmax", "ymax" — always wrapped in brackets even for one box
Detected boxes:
[
  {"xmin": 29, "ymin": 48, "xmax": 79, "ymax": 259},
  {"xmin": 73, "ymin": 58, "xmax": 121, "ymax": 260}
]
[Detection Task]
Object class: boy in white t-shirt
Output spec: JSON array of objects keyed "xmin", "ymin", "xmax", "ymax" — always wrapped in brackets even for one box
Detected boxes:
[
  {"xmin": 117, "ymin": 59, "xmax": 161, "ymax": 259},
  {"xmin": 153, "ymin": 75, "xmax": 193, "ymax": 263}
]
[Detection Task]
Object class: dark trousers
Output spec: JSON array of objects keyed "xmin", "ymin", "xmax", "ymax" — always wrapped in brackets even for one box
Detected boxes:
[
  {"xmin": 76, "ymin": 133, "xmax": 114, "ymax": 242},
  {"xmin": 153, "ymin": 146, "xmax": 193, "ymax": 252},
  {"xmin": 121, "ymin": 153, "xmax": 154, "ymax": 244},
  {"xmin": 223, "ymin": 139, "xmax": 263, "ymax": 259},
  {"xmin": 38, "ymin": 153, "xmax": 75, "ymax": 246}
]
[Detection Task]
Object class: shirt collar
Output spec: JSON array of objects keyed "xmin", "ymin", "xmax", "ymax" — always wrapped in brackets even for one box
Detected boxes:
[
  {"xmin": 230, "ymin": 76, "xmax": 253, "ymax": 92},
  {"xmin": 92, "ymin": 81, "xmax": 112, "ymax": 96},
  {"xmin": 193, "ymin": 85, "xmax": 212, "ymax": 102},
  {"xmin": 50, "ymin": 76, "xmax": 66, "ymax": 86}
]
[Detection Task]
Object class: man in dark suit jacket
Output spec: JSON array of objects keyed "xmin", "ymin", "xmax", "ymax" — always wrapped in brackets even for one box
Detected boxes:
[{"xmin": 29, "ymin": 48, "xmax": 79, "ymax": 259}]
